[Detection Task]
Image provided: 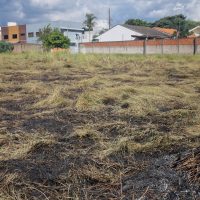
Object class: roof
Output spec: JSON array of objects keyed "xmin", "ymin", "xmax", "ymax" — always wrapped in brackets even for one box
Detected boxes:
[
  {"xmin": 189, "ymin": 26, "xmax": 200, "ymax": 32},
  {"xmin": 153, "ymin": 27, "xmax": 177, "ymax": 36},
  {"xmin": 26, "ymin": 21, "xmax": 83, "ymax": 30},
  {"xmin": 122, "ymin": 24, "xmax": 170, "ymax": 38}
]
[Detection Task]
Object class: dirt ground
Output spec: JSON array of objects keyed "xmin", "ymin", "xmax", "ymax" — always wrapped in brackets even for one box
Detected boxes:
[{"xmin": 0, "ymin": 53, "xmax": 199, "ymax": 200}]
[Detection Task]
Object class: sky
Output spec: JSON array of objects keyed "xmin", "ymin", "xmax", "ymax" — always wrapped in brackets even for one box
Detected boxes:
[{"xmin": 0, "ymin": 0, "xmax": 200, "ymax": 29}]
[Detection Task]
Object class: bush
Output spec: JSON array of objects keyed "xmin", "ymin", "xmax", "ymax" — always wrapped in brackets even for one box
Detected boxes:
[
  {"xmin": 0, "ymin": 41, "xmax": 14, "ymax": 53},
  {"xmin": 38, "ymin": 26, "xmax": 70, "ymax": 50}
]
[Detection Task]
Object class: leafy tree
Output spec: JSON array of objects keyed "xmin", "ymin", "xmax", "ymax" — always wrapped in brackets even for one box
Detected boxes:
[
  {"xmin": 0, "ymin": 41, "xmax": 14, "ymax": 53},
  {"xmin": 38, "ymin": 26, "xmax": 70, "ymax": 50},
  {"xmin": 38, "ymin": 24, "xmax": 53, "ymax": 45},
  {"xmin": 125, "ymin": 19, "xmax": 149, "ymax": 26},
  {"xmin": 151, "ymin": 14, "xmax": 200, "ymax": 38},
  {"xmin": 83, "ymin": 13, "xmax": 97, "ymax": 41},
  {"xmin": 124, "ymin": 15, "xmax": 200, "ymax": 38}
]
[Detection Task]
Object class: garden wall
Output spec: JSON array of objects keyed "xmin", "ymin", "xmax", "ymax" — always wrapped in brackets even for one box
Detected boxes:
[{"xmin": 80, "ymin": 38, "xmax": 200, "ymax": 55}]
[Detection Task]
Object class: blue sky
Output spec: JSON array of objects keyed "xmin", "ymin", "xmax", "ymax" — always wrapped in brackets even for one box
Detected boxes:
[{"xmin": 0, "ymin": 0, "xmax": 199, "ymax": 29}]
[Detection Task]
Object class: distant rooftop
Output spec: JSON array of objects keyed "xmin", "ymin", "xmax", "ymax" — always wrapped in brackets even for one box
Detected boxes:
[
  {"xmin": 122, "ymin": 24, "xmax": 170, "ymax": 38},
  {"xmin": 0, "ymin": 20, "xmax": 84, "ymax": 30},
  {"xmin": 26, "ymin": 20, "xmax": 83, "ymax": 30},
  {"xmin": 153, "ymin": 27, "xmax": 177, "ymax": 36}
]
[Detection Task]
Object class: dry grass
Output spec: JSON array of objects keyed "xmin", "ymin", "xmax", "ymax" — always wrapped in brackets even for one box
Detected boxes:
[{"xmin": 0, "ymin": 52, "xmax": 200, "ymax": 199}]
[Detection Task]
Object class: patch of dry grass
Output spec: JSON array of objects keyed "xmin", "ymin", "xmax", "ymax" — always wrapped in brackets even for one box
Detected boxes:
[{"xmin": 0, "ymin": 52, "xmax": 200, "ymax": 199}]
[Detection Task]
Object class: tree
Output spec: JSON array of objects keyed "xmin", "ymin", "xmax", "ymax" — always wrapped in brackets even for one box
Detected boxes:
[
  {"xmin": 38, "ymin": 24, "xmax": 53, "ymax": 46},
  {"xmin": 38, "ymin": 26, "xmax": 70, "ymax": 50},
  {"xmin": 83, "ymin": 13, "xmax": 97, "ymax": 42},
  {"xmin": 151, "ymin": 14, "xmax": 199, "ymax": 38},
  {"xmin": 125, "ymin": 19, "xmax": 149, "ymax": 26},
  {"xmin": 124, "ymin": 15, "xmax": 200, "ymax": 38},
  {"xmin": 0, "ymin": 41, "xmax": 14, "ymax": 53}
]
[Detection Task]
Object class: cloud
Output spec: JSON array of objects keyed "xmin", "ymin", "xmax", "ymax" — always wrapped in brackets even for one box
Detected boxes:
[{"xmin": 0, "ymin": 0, "xmax": 199, "ymax": 26}]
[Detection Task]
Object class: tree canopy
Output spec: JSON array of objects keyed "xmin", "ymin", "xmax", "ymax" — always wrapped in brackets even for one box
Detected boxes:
[
  {"xmin": 38, "ymin": 25, "xmax": 70, "ymax": 50},
  {"xmin": 125, "ymin": 15, "xmax": 200, "ymax": 38},
  {"xmin": 125, "ymin": 19, "xmax": 149, "ymax": 26}
]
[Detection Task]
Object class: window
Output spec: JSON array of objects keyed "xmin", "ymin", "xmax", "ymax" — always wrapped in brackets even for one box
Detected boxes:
[
  {"xmin": 70, "ymin": 43, "xmax": 76, "ymax": 47},
  {"xmin": 12, "ymin": 34, "xmax": 18, "ymax": 39},
  {"xmin": 28, "ymin": 32, "xmax": 34, "ymax": 37},
  {"xmin": 4, "ymin": 35, "xmax": 8, "ymax": 40},
  {"xmin": 76, "ymin": 34, "xmax": 80, "ymax": 40},
  {"xmin": 36, "ymin": 32, "xmax": 40, "ymax": 37},
  {"xmin": 20, "ymin": 33, "xmax": 26, "ymax": 36}
]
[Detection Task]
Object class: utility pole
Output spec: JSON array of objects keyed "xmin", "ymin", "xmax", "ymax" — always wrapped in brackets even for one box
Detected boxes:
[{"xmin": 109, "ymin": 8, "xmax": 111, "ymax": 29}]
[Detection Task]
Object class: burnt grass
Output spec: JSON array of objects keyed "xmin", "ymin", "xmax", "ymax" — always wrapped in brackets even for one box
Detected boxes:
[{"xmin": 0, "ymin": 53, "xmax": 200, "ymax": 200}]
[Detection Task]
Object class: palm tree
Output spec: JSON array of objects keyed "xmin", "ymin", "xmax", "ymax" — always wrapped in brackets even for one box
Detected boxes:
[{"xmin": 83, "ymin": 13, "xmax": 97, "ymax": 42}]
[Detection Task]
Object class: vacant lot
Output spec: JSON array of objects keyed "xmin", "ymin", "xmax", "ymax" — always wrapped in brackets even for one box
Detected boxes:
[{"xmin": 0, "ymin": 52, "xmax": 199, "ymax": 200}]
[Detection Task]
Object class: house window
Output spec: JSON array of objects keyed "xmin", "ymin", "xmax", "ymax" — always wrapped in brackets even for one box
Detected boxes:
[
  {"xmin": 36, "ymin": 32, "xmax": 40, "ymax": 37},
  {"xmin": 70, "ymin": 43, "xmax": 76, "ymax": 47},
  {"xmin": 12, "ymin": 34, "xmax": 18, "ymax": 39},
  {"xmin": 76, "ymin": 34, "xmax": 80, "ymax": 40},
  {"xmin": 28, "ymin": 32, "xmax": 34, "ymax": 37},
  {"xmin": 4, "ymin": 35, "xmax": 8, "ymax": 40},
  {"xmin": 20, "ymin": 33, "xmax": 26, "ymax": 36}
]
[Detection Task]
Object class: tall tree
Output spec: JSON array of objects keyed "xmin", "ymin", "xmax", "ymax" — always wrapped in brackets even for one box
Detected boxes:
[
  {"xmin": 83, "ymin": 13, "xmax": 97, "ymax": 42},
  {"xmin": 151, "ymin": 14, "xmax": 198, "ymax": 38},
  {"xmin": 125, "ymin": 19, "xmax": 149, "ymax": 26}
]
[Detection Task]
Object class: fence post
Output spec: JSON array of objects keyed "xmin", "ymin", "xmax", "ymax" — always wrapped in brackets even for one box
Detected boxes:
[
  {"xmin": 161, "ymin": 39, "xmax": 164, "ymax": 55},
  {"xmin": 193, "ymin": 38, "xmax": 197, "ymax": 55},
  {"xmin": 143, "ymin": 39, "xmax": 147, "ymax": 55},
  {"xmin": 177, "ymin": 38, "xmax": 180, "ymax": 54}
]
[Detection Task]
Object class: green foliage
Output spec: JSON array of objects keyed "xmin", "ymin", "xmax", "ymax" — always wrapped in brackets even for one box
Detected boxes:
[
  {"xmin": 125, "ymin": 19, "xmax": 149, "ymax": 26},
  {"xmin": 152, "ymin": 14, "xmax": 200, "ymax": 38},
  {"xmin": 38, "ymin": 24, "xmax": 53, "ymax": 44},
  {"xmin": 0, "ymin": 41, "xmax": 14, "ymax": 53},
  {"xmin": 124, "ymin": 15, "xmax": 200, "ymax": 38},
  {"xmin": 46, "ymin": 29, "xmax": 70, "ymax": 49},
  {"xmin": 38, "ymin": 25, "xmax": 70, "ymax": 50},
  {"xmin": 83, "ymin": 13, "xmax": 97, "ymax": 31}
]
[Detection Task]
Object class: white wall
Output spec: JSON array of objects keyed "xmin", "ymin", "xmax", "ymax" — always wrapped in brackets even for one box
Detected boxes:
[
  {"xmin": 194, "ymin": 27, "xmax": 200, "ymax": 37},
  {"xmin": 82, "ymin": 31, "xmax": 95, "ymax": 43},
  {"xmin": 96, "ymin": 25, "xmax": 142, "ymax": 42}
]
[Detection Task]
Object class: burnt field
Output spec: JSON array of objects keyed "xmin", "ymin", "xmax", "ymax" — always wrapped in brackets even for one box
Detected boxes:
[{"xmin": 0, "ymin": 53, "xmax": 200, "ymax": 200}]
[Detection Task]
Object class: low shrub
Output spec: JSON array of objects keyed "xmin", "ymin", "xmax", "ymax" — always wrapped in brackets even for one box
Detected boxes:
[{"xmin": 0, "ymin": 41, "xmax": 14, "ymax": 53}]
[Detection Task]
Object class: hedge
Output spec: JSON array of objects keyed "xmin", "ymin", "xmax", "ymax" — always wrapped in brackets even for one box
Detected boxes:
[{"xmin": 0, "ymin": 41, "xmax": 14, "ymax": 53}]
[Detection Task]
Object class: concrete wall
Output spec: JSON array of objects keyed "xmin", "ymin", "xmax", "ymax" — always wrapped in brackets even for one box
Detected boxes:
[
  {"xmin": 80, "ymin": 38, "xmax": 200, "ymax": 55},
  {"xmin": 13, "ymin": 43, "xmax": 43, "ymax": 53}
]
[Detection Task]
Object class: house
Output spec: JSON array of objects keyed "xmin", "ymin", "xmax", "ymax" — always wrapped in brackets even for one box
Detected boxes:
[
  {"xmin": 95, "ymin": 24, "xmax": 171, "ymax": 42},
  {"xmin": 153, "ymin": 27, "xmax": 177, "ymax": 37},
  {"xmin": 1, "ymin": 22, "xmax": 26, "ymax": 43},
  {"xmin": 0, "ymin": 27, "xmax": 2, "ymax": 41},
  {"xmin": 189, "ymin": 26, "xmax": 200, "ymax": 37},
  {"xmin": 26, "ymin": 21, "xmax": 84, "ymax": 53}
]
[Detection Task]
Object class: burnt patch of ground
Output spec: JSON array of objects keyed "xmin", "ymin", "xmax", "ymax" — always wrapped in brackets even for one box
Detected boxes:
[
  {"xmin": 22, "ymin": 117, "xmax": 73, "ymax": 135},
  {"xmin": 0, "ymin": 53, "xmax": 200, "ymax": 199}
]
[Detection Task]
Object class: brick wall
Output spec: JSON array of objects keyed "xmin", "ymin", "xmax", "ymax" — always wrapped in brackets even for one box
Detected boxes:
[{"xmin": 80, "ymin": 38, "xmax": 200, "ymax": 55}]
